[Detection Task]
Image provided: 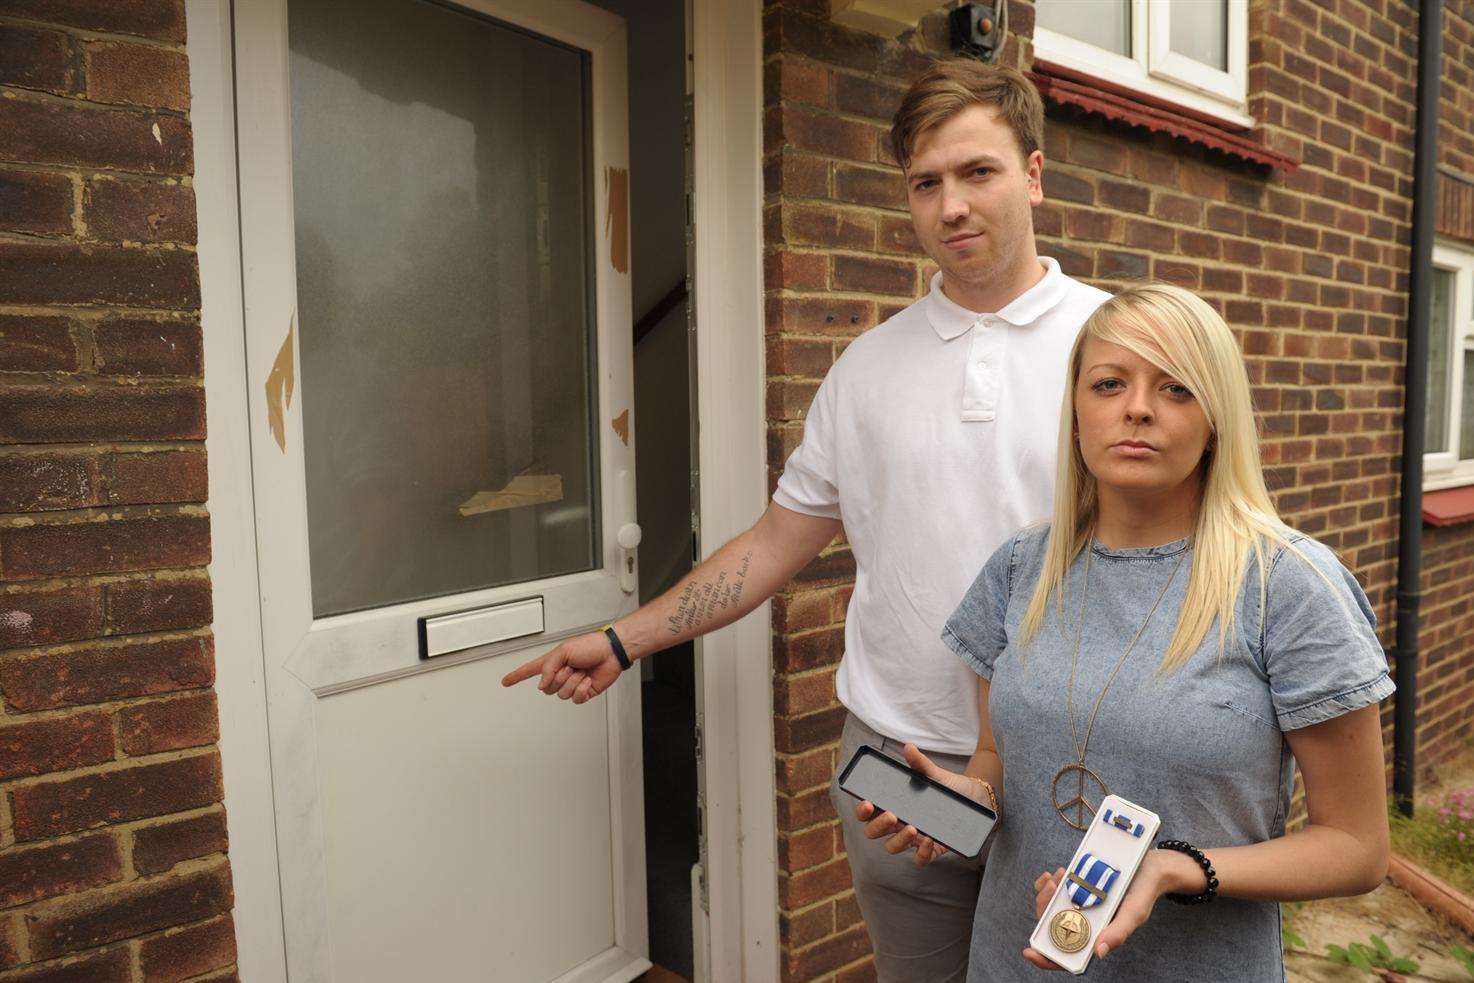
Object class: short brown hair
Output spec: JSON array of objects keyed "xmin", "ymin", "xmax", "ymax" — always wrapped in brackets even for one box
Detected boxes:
[{"xmin": 889, "ymin": 60, "xmax": 1045, "ymax": 171}]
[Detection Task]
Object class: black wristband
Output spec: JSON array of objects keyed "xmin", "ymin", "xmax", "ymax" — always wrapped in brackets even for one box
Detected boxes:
[
  {"xmin": 602, "ymin": 624, "xmax": 632, "ymax": 671},
  {"xmin": 1156, "ymin": 839, "xmax": 1218, "ymax": 905}
]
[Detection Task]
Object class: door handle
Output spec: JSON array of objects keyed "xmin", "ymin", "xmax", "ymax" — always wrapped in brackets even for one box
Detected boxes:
[
  {"xmin": 619, "ymin": 521, "xmax": 642, "ymax": 592},
  {"xmin": 617, "ymin": 523, "xmax": 642, "ymax": 594}
]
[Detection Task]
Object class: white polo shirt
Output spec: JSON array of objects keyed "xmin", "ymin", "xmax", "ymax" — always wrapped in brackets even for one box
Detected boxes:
[{"xmin": 773, "ymin": 258, "xmax": 1109, "ymax": 754}]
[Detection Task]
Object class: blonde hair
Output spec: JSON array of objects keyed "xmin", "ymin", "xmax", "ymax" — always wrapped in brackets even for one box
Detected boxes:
[
  {"xmin": 1019, "ymin": 283, "xmax": 1316, "ymax": 673},
  {"xmin": 890, "ymin": 60, "xmax": 1044, "ymax": 170}
]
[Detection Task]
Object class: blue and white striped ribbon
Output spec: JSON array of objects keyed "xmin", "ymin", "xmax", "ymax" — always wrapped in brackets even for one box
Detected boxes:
[
  {"xmin": 1065, "ymin": 852, "xmax": 1119, "ymax": 909},
  {"xmin": 1100, "ymin": 808, "xmax": 1144, "ymax": 838}
]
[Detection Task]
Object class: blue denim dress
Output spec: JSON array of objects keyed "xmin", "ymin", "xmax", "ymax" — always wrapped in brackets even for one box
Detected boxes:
[{"xmin": 942, "ymin": 526, "xmax": 1394, "ymax": 982}]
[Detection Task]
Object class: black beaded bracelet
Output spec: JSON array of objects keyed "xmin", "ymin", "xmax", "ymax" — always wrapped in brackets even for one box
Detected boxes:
[{"xmin": 1156, "ymin": 839, "xmax": 1218, "ymax": 905}]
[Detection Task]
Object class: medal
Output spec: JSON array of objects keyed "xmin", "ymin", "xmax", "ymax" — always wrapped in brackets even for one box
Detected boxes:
[
  {"xmin": 1048, "ymin": 908, "xmax": 1090, "ymax": 953},
  {"xmin": 1047, "ymin": 852, "xmax": 1121, "ymax": 955}
]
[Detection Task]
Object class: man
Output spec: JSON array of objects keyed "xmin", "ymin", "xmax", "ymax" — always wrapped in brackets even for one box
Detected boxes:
[{"xmin": 504, "ymin": 60, "xmax": 1109, "ymax": 982}]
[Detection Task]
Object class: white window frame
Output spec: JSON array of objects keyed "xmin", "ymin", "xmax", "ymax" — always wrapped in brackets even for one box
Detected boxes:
[
  {"xmin": 1034, "ymin": 0, "xmax": 1251, "ymax": 128},
  {"xmin": 1426, "ymin": 242, "xmax": 1474, "ymax": 491}
]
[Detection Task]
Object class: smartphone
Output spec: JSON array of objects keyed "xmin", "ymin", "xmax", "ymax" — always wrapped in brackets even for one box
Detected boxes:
[{"xmin": 837, "ymin": 745, "xmax": 997, "ymax": 860}]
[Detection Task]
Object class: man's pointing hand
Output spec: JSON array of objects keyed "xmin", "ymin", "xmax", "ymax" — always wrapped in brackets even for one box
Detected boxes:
[{"xmin": 500, "ymin": 631, "xmax": 624, "ymax": 704}]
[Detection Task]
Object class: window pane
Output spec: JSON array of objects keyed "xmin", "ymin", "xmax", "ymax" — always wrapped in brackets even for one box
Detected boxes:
[
  {"xmin": 290, "ymin": 0, "xmax": 599, "ymax": 617},
  {"xmin": 1170, "ymin": 0, "xmax": 1227, "ymax": 71},
  {"xmin": 1462, "ymin": 348, "xmax": 1474, "ymax": 460},
  {"xmin": 1427, "ymin": 269, "xmax": 1452, "ymax": 454},
  {"xmin": 1036, "ymin": 0, "xmax": 1130, "ymax": 57}
]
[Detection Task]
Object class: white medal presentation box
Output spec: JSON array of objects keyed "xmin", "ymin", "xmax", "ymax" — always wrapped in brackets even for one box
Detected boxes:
[{"xmin": 1029, "ymin": 794, "xmax": 1161, "ymax": 975}]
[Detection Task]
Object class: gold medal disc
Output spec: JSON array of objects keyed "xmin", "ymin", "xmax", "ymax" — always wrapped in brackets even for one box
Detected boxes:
[{"xmin": 1049, "ymin": 908, "xmax": 1091, "ymax": 954}]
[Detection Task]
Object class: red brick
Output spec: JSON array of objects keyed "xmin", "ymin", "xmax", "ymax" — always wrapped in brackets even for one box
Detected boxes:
[
  {"xmin": 0, "ymin": 314, "xmax": 81, "ymax": 372},
  {"xmin": 1067, "ymin": 134, "xmax": 1128, "ymax": 175},
  {"xmin": 777, "ymin": 747, "xmax": 834, "ymax": 794},
  {"xmin": 766, "ymin": 153, "xmax": 830, "ymax": 200},
  {"xmin": 105, "ymin": 575, "xmax": 212, "ymax": 635},
  {"xmin": 0, "ymin": 25, "xmax": 73, "ymax": 96},
  {"xmin": 779, "ymin": 204, "xmax": 874, "ymax": 250},
  {"xmin": 775, "ymin": 668, "xmax": 838, "ymax": 717},
  {"xmin": 774, "ymin": 626, "xmax": 845, "ymax": 673},
  {"xmin": 1097, "ymin": 250, "xmax": 1148, "ymax": 279},
  {"xmin": 10, "ymin": 752, "xmax": 222, "ymax": 841},
  {"xmin": 833, "ymin": 163, "xmax": 904, "ymax": 210},
  {"xmin": 831, "ymin": 254, "xmax": 915, "ymax": 296},
  {"xmin": 1050, "ymin": 243, "xmax": 1094, "ymax": 278},
  {"xmin": 779, "ymin": 106, "xmax": 874, "ymax": 161},
  {"xmin": 0, "ymin": 634, "xmax": 213, "ymax": 712},
  {"xmin": 1152, "ymin": 193, "xmax": 1202, "ymax": 224},
  {"xmin": 0, "ymin": 453, "xmax": 101, "ymax": 512},
  {"xmin": 0, "ymin": 947, "xmax": 132, "ymax": 983},
  {"xmin": 780, "ymin": 901, "xmax": 834, "ymax": 947},
  {"xmin": 836, "ymin": 958, "xmax": 878, "ymax": 983},
  {"xmin": 0, "ymin": 0, "xmax": 187, "ymax": 42},
  {"xmin": 84, "ymin": 178, "xmax": 196, "ymax": 245},
  {"xmin": 780, "ymin": 825, "xmax": 835, "ymax": 871},
  {"xmin": 775, "ymin": 60, "xmax": 829, "ymax": 108},
  {"xmin": 767, "ymin": 337, "xmax": 833, "ymax": 377},
  {"xmin": 1123, "ymin": 218, "xmax": 1175, "ymax": 252},
  {"xmin": 0, "ymin": 241, "xmax": 199, "ymax": 308},
  {"xmin": 769, "ymin": 379, "xmax": 820, "ymax": 420},
  {"xmin": 105, "ymin": 450, "xmax": 208, "ymax": 505},
  {"xmin": 27, "ymin": 861, "xmax": 232, "ymax": 960},
  {"xmin": 190, "ymin": 972, "xmax": 239, "ymax": 983},
  {"xmin": 776, "ymin": 704, "xmax": 846, "ymax": 752},
  {"xmin": 82, "ymin": 42, "xmax": 190, "ymax": 112},
  {"xmin": 131, "ymin": 810, "xmax": 229, "ymax": 876},
  {"xmin": 0, "ymin": 710, "xmax": 114, "ymax": 780},
  {"xmin": 876, "ymin": 215, "xmax": 918, "ymax": 253},
  {"xmin": 791, "ymin": 548, "xmax": 855, "ymax": 586},
  {"xmin": 832, "ymin": 74, "xmax": 902, "ymax": 121},
  {"xmin": 836, "ymin": 890, "xmax": 864, "ymax": 929},
  {"xmin": 0, "ymin": 167, "xmax": 73, "ymax": 236},
  {"xmin": 782, "ymin": 923, "xmax": 869, "ymax": 982},
  {"xmin": 766, "ymin": 248, "xmax": 829, "ymax": 292},
  {"xmin": 119, "ymin": 691, "xmax": 219, "ymax": 755},
  {"xmin": 777, "ymin": 786, "xmax": 837, "ymax": 831},
  {"xmin": 0, "ymin": 833, "xmax": 123, "ymax": 908},
  {"xmin": 779, "ymin": 855, "xmax": 852, "ymax": 908},
  {"xmin": 139, "ymin": 913, "xmax": 236, "ymax": 983},
  {"xmin": 0, "ymin": 513, "xmax": 210, "ymax": 580},
  {"xmin": 768, "ymin": 296, "xmax": 877, "ymax": 337},
  {"xmin": 768, "ymin": 9, "xmax": 884, "ymax": 76},
  {"xmin": 1045, "ymin": 170, "xmax": 1093, "ymax": 204},
  {"xmin": 0, "ymin": 917, "xmax": 16, "ymax": 969},
  {"xmin": 90, "ymin": 316, "xmax": 202, "ymax": 376},
  {"xmin": 0, "ymin": 585, "xmax": 104, "ymax": 649},
  {"xmin": 1097, "ymin": 178, "xmax": 1150, "ymax": 213},
  {"xmin": 772, "ymin": 589, "xmax": 840, "ymax": 631}
]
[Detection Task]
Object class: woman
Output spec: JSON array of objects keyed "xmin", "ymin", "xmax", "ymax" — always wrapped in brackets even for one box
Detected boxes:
[{"xmin": 859, "ymin": 283, "xmax": 1393, "ymax": 980}]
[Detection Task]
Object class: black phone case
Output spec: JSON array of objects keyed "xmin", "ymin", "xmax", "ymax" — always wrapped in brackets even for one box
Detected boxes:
[{"xmin": 837, "ymin": 744, "xmax": 997, "ymax": 860}]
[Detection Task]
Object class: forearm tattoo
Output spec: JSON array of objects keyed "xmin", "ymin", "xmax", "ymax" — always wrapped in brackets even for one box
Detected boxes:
[{"xmin": 665, "ymin": 550, "xmax": 754, "ymax": 636}]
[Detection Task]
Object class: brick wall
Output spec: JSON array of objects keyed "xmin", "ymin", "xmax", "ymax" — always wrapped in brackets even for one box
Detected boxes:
[
  {"xmin": 764, "ymin": 1, "xmax": 1472, "ymax": 979},
  {"xmin": 0, "ymin": 3, "xmax": 237, "ymax": 982},
  {"xmin": 1422, "ymin": 2, "xmax": 1474, "ymax": 771}
]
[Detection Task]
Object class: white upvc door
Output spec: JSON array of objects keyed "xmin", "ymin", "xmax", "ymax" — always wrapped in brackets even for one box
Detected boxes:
[{"xmin": 232, "ymin": 0, "xmax": 646, "ymax": 980}]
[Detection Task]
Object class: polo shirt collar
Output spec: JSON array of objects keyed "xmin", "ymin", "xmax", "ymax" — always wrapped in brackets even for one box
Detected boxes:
[{"xmin": 924, "ymin": 257, "xmax": 1069, "ymax": 341}]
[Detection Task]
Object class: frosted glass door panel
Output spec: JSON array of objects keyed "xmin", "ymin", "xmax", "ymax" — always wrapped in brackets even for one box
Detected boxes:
[
  {"xmin": 1169, "ymin": 0, "xmax": 1227, "ymax": 70},
  {"xmin": 1037, "ymin": 0, "xmax": 1130, "ymax": 56},
  {"xmin": 289, "ymin": 0, "xmax": 598, "ymax": 617},
  {"xmin": 1428, "ymin": 269, "xmax": 1452, "ymax": 454}
]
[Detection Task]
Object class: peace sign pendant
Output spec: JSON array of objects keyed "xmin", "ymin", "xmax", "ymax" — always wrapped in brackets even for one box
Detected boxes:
[{"xmin": 1051, "ymin": 763, "xmax": 1108, "ymax": 831}]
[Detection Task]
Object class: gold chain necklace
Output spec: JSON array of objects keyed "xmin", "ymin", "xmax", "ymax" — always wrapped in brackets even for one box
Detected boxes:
[{"xmin": 1050, "ymin": 538, "xmax": 1189, "ymax": 830}]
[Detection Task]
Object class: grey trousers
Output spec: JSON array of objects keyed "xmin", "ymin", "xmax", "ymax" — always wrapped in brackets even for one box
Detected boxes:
[{"xmin": 828, "ymin": 713, "xmax": 984, "ymax": 983}]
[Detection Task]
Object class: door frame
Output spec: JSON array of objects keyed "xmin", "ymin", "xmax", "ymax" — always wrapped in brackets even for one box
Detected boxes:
[{"xmin": 190, "ymin": 0, "xmax": 776, "ymax": 978}]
